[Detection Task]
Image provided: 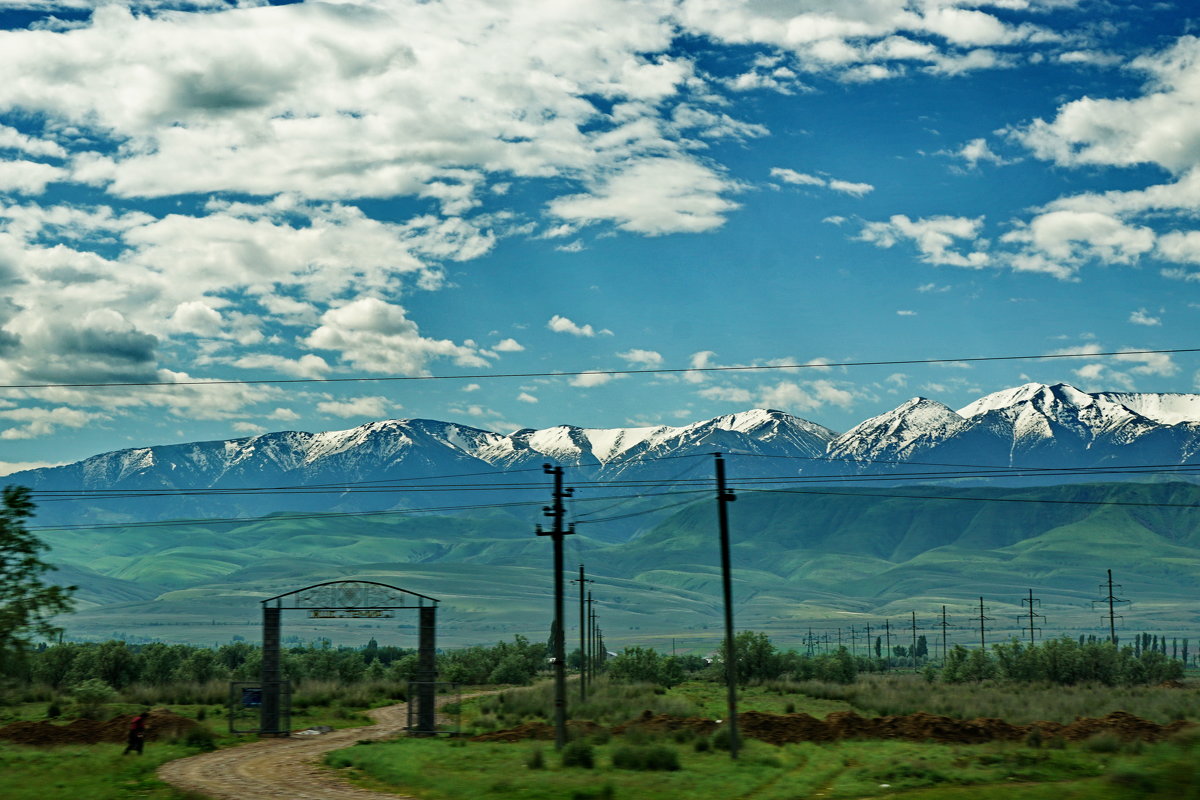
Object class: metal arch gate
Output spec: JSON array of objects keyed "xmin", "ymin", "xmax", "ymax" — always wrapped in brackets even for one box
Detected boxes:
[{"xmin": 250, "ymin": 580, "xmax": 439, "ymax": 737}]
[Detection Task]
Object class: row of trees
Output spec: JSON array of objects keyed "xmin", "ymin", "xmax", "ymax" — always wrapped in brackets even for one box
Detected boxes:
[
  {"xmin": 1, "ymin": 635, "xmax": 553, "ymax": 693},
  {"xmin": 600, "ymin": 631, "xmax": 1189, "ymax": 689}
]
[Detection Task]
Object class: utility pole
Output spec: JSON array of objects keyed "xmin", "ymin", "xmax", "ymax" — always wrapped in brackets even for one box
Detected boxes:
[
  {"xmin": 586, "ymin": 591, "xmax": 594, "ymax": 687},
  {"xmin": 939, "ymin": 606, "xmax": 950, "ymax": 664},
  {"xmin": 837, "ymin": 627, "xmax": 843, "ymax": 649},
  {"xmin": 1019, "ymin": 589, "xmax": 1044, "ymax": 645},
  {"xmin": 978, "ymin": 597, "xmax": 993, "ymax": 650},
  {"xmin": 884, "ymin": 619, "xmax": 892, "ymax": 667},
  {"xmin": 1093, "ymin": 569, "xmax": 1128, "ymax": 644},
  {"xmin": 714, "ymin": 452, "xmax": 739, "ymax": 760},
  {"xmin": 911, "ymin": 611, "xmax": 918, "ymax": 666},
  {"xmin": 536, "ymin": 464, "xmax": 574, "ymax": 750},
  {"xmin": 865, "ymin": 623, "xmax": 871, "ymax": 660},
  {"xmin": 570, "ymin": 564, "xmax": 593, "ymax": 702}
]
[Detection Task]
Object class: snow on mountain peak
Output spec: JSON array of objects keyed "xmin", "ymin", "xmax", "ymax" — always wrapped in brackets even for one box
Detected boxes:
[{"xmin": 957, "ymin": 382, "xmax": 1095, "ymax": 418}]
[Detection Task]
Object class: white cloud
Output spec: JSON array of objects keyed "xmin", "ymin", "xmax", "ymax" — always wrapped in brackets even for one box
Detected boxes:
[
  {"xmin": 859, "ymin": 214, "xmax": 989, "ymax": 268},
  {"xmin": 945, "ymin": 137, "xmax": 1010, "ymax": 169},
  {"xmin": 1114, "ymin": 350, "xmax": 1177, "ymax": 376},
  {"xmin": 305, "ymin": 297, "xmax": 488, "ymax": 375},
  {"xmin": 269, "ymin": 407, "xmax": 301, "ymax": 421},
  {"xmin": 493, "ymin": 338, "xmax": 525, "ymax": 352},
  {"xmin": 0, "ymin": 160, "xmax": 66, "ymax": 194},
  {"xmin": 231, "ymin": 353, "xmax": 331, "ymax": 379},
  {"xmin": 1129, "ymin": 309, "xmax": 1161, "ymax": 327},
  {"xmin": 549, "ymin": 158, "xmax": 740, "ymax": 235},
  {"xmin": 232, "ymin": 421, "xmax": 267, "ymax": 434},
  {"xmin": 617, "ymin": 348, "xmax": 664, "ymax": 367},
  {"xmin": 896, "ymin": 309, "xmax": 917, "ymax": 316},
  {"xmin": 516, "ymin": 391, "xmax": 539, "ymax": 403},
  {"xmin": 569, "ymin": 371, "xmax": 616, "ymax": 388},
  {"xmin": 547, "ymin": 315, "xmax": 611, "ymax": 337},
  {"xmin": 316, "ymin": 395, "xmax": 394, "ymax": 418},
  {"xmin": 770, "ymin": 167, "xmax": 873, "ymax": 196},
  {"xmin": 0, "ymin": 460, "xmax": 65, "ymax": 477},
  {"xmin": 0, "ymin": 405, "xmax": 107, "ymax": 439},
  {"xmin": 462, "ymin": 383, "xmax": 481, "ymax": 392}
]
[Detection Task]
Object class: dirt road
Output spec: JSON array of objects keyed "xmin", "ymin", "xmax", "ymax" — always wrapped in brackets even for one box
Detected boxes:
[{"xmin": 157, "ymin": 702, "xmax": 419, "ymax": 800}]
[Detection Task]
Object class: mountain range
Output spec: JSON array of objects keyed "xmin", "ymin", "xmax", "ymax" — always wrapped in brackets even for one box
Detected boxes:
[
  {"xmin": 9, "ymin": 381, "xmax": 1200, "ymax": 648},
  {"xmin": 9, "ymin": 382, "xmax": 1200, "ymax": 528}
]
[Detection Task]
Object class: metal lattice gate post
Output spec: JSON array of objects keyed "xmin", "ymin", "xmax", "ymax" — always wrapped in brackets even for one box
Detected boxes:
[
  {"xmin": 260, "ymin": 605, "xmax": 284, "ymax": 735},
  {"xmin": 416, "ymin": 604, "xmax": 437, "ymax": 735}
]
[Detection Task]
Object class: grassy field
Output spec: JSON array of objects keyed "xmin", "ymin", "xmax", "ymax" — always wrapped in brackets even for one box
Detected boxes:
[
  {"xmin": 327, "ymin": 677, "xmax": 1200, "ymax": 800},
  {"xmin": 0, "ymin": 696, "xmax": 375, "ymax": 800}
]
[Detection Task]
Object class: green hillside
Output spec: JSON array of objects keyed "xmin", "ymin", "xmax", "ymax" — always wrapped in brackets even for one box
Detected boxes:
[{"xmin": 38, "ymin": 482, "xmax": 1200, "ymax": 650}]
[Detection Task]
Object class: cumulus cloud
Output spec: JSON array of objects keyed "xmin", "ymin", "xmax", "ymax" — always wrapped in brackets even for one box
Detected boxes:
[
  {"xmin": 859, "ymin": 214, "xmax": 989, "ymax": 267},
  {"xmin": 1129, "ymin": 309, "xmax": 1161, "ymax": 326},
  {"xmin": 943, "ymin": 137, "xmax": 1011, "ymax": 169},
  {"xmin": 305, "ymin": 298, "xmax": 488, "ymax": 375},
  {"xmin": 493, "ymin": 338, "xmax": 525, "ymax": 352},
  {"xmin": 517, "ymin": 391, "xmax": 539, "ymax": 403},
  {"xmin": 617, "ymin": 348, "xmax": 664, "ymax": 367},
  {"xmin": 569, "ymin": 371, "xmax": 616, "ymax": 388},
  {"xmin": 547, "ymin": 315, "xmax": 611, "ymax": 337},
  {"xmin": 316, "ymin": 395, "xmax": 394, "ymax": 418},
  {"xmin": 0, "ymin": 405, "xmax": 107, "ymax": 440},
  {"xmin": 549, "ymin": 158, "xmax": 740, "ymax": 235}
]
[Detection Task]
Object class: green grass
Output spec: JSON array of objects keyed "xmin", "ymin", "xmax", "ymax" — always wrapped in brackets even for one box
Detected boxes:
[
  {"xmin": 795, "ymin": 674, "xmax": 1200, "ymax": 724},
  {"xmin": 0, "ymin": 741, "xmax": 204, "ymax": 800},
  {"xmin": 326, "ymin": 733, "xmax": 1148, "ymax": 800}
]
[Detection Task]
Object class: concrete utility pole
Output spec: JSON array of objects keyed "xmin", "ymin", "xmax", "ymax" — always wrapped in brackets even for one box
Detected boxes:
[
  {"xmin": 571, "ymin": 564, "xmax": 593, "ymax": 702},
  {"xmin": 714, "ymin": 452, "xmax": 739, "ymax": 760},
  {"xmin": 939, "ymin": 605, "xmax": 950, "ymax": 664},
  {"xmin": 536, "ymin": 464, "xmax": 574, "ymax": 750}
]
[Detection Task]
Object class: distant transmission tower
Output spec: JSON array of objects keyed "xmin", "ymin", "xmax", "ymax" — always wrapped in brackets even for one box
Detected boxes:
[
  {"xmin": 1092, "ymin": 569, "xmax": 1129, "ymax": 644},
  {"xmin": 977, "ymin": 597, "xmax": 994, "ymax": 649},
  {"xmin": 1019, "ymin": 588, "xmax": 1045, "ymax": 644}
]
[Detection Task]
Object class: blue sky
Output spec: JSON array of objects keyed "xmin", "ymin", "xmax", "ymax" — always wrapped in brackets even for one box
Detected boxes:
[{"xmin": 0, "ymin": 0, "xmax": 1198, "ymax": 472}]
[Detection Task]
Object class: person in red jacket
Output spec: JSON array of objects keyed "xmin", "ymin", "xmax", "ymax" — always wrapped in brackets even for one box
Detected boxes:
[{"xmin": 123, "ymin": 709, "xmax": 150, "ymax": 755}]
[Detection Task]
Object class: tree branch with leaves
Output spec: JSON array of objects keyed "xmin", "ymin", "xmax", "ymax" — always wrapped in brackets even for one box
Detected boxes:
[{"xmin": 0, "ymin": 486, "xmax": 74, "ymax": 655}]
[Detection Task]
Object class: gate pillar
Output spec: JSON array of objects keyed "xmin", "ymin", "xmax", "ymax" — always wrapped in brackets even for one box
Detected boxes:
[
  {"xmin": 261, "ymin": 605, "xmax": 283, "ymax": 735},
  {"xmin": 416, "ymin": 604, "xmax": 437, "ymax": 735}
]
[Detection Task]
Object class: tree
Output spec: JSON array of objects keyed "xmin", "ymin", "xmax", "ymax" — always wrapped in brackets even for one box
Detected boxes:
[{"xmin": 0, "ymin": 486, "xmax": 74, "ymax": 659}]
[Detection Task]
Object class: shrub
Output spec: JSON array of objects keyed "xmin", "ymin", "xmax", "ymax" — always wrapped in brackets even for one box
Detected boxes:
[
  {"xmin": 612, "ymin": 744, "xmax": 680, "ymax": 771},
  {"xmin": 693, "ymin": 737, "xmax": 711, "ymax": 753},
  {"xmin": 45, "ymin": 701, "xmax": 61, "ymax": 718},
  {"xmin": 184, "ymin": 726, "xmax": 217, "ymax": 751},
  {"xmin": 1082, "ymin": 731, "xmax": 1122, "ymax": 754},
  {"xmin": 561, "ymin": 740, "xmax": 595, "ymax": 769},
  {"xmin": 526, "ymin": 748, "xmax": 545, "ymax": 770},
  {"xmin": 70, "ymin": 678, "xmax": 116, "ymax": 719},
  {"xmin": 711, "ymin": 726, "xmax": 735, "ymax": 752}
]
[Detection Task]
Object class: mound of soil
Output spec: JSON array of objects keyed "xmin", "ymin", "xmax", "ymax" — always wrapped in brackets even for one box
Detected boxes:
[
  {"xmin": 0, "ymin": 709, "xmax": 199, "ymax": 747},
  {"xmin": 471, "ymin": 709, "xmax": 1192, "ymax": 746},
  {"xmin": 471, "ymin": 719, "xmax": 605, "ymax": 743}
]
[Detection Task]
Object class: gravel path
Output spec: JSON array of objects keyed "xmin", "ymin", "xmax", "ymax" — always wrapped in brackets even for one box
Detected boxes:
[{"xmin": 157, "ymin": 701, "xmax": 423, "ymax": 800}]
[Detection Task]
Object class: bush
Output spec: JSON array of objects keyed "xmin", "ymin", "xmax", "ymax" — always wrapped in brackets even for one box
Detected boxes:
[
  {"xmin": 45, "ymin": 701, "xmax": 61, "ymax": 718},
  {"xmin": 693, "ymin": 737, "xmax": 711, "ymax": 752},
  {"xmin": 526, "ymin": 748, "xmax": 545, "ymax": 770},
  {"xmin": 183, "ymin": 726, "xmax": 217, "ymax": 751},
  {"xmin": 70, "ymin": 678, "xmax": 116, "ymax": 719},
  {"xmin": 711, "ymin": 726, "xmax": 735, "ymax": 752},
  {"xmin": 611, "ymin": 744, "xmax": 680, "ymax": 771},
  {"xmin": 561, "ymin": 740, "xmax": 595, "ymax": 769}
]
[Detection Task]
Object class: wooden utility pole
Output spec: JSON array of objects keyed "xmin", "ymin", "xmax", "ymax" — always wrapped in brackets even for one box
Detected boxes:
[
  {"xmin": 714, "ymin": 452, "xmax": 739, "ymax": 759},
  {"xmin": 571, "ymin": 564, "xmax": 593, "ymax": 702},
  {"xmin": 536, "ymin": 464, "xmax": 574, "ymax": 750}
]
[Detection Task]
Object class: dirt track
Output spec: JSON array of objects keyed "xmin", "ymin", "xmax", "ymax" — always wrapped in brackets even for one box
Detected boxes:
[{"xmin": 157, "ymin": 701, "xmax": 419, "ymax": 800}]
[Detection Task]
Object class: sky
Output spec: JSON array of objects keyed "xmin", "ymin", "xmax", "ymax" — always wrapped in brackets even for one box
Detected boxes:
[{"xmin": 0, "ymin": 0, "xmax": 1199, "ymax": 474}]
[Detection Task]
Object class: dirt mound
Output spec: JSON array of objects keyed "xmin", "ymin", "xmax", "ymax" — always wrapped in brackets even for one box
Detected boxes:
[
  {"xmin": 470, "ymin": 719, "xmax": 605, "ymax": 743},
  {"xmin": 471, "ymin": 708, "xmax": 1192, "ymax": 747},
  {"xmin": 0, "ymin": 709, "xmax": 199, "ymax": 747},
  {"xmin": 611, "ymin": 710, "xmax": 719, "ymax": 738}
]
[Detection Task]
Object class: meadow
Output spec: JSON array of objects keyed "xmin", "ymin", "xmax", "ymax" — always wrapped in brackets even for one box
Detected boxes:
[{"xmin": 326, "ymin": 676, "xmax": 1200, "ymax": 800}]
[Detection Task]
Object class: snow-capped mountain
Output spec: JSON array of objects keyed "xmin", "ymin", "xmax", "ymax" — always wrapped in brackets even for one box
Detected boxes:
[
  {"xmin": 9, "ymin": 383, "xmax": 1200, "ymax": 526},
  {"xmin": 828, "ymin": 382, "xmax": 1200, "ymax": 472}
]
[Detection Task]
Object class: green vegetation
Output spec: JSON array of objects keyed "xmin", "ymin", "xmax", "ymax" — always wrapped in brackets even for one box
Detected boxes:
[
  {"xmin": 35, "ymin": 482, "xmax": 1200, "ymax": 645},
  {"xmin": 0, "ymin": 741, "xmax": 200, "ymax": 800},
  {"xmin": 0, "ymin": 487, "xmax": 74, "ymax": 668}
]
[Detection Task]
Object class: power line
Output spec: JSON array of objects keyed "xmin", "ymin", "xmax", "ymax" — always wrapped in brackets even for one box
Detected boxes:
[
  {"xmin": 3, "ymin": 347, "xmax": 1198, "ymax": 390},
  {"xmin": 741, "ymin": 487, "xmax": 1200, "ymax": 508}
]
